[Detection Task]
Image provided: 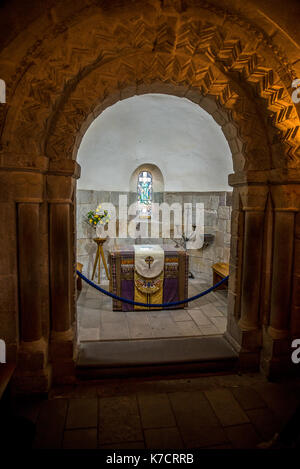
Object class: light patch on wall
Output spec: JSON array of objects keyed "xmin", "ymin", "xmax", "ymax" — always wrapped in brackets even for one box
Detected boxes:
[{"xmin": 77, "ymin": 94, "xmax": 233, "ymax": 192}]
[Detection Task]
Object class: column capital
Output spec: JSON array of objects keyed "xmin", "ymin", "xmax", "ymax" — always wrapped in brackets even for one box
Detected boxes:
[
  {"xmin": 48, "ymin": 159, "xmax": 81, "ymax": 179},
  {"xmin": 0, "ymin": 170, "xmax": 44, "ymax": 202},
  {"xmin": 239, "ymin": 185, "xmax": 269, "ymax": 211},
  {"xmin": 0, "ymin": 152, "xmax": 48, "ymax": 173},
  {"xmin": 229, "ymin": 169, "xmax": 300, "ymax": 187},
  {"xmin": 46, "ymin": 174, "xmax": 76, "ymax": 203},
  {"xmin": 270, "ymin": 184, "xmax": 300, "ymax": 211}
]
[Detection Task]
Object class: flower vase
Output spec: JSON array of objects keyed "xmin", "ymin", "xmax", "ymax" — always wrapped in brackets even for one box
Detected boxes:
[{"xmin": 96, "ymin": 222, "xmax": 107, "ymax": 239}]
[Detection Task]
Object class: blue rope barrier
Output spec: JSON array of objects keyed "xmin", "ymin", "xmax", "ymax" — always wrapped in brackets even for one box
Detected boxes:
[{"xmin": 77, "ymin": 270, "xmax": 229, "ymax": 308}]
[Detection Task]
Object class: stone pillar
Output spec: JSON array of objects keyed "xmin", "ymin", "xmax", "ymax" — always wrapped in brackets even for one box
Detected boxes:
[
  {"xmin": 47, "ymin": 159, "xmax": 80, "ymax": 384},
  {"xmin": 49, "ymin": 203, "xmax": 72, "ymax": 333},
  {"xmin": 18, "ymin": 203, "xmax": 42, "ymax": 342},
  {"xmin": 17, "ymin": 202, "xmax": 50, "ymax": 386},
  {"xmin": 268, "ymin": 211, "xmax": 294, "ymax": 339},
  {"xmin": 226, "ymin": 172, "xmax": 269, "ymax": 371},
  {"xmin": 0, "ymin": 155, "xmax": 51, "ymax": 393},
  {"xmin": 291, "ymin": 212, "xmax": 300, "ymax": 338},
  {"xmin": 0, "ymin": 200, "xmax": 18, "ymax": 364},
  {"xmin": 239, "ymin": 210, "xmax": 265, "ymax": 331},
  {"xmin": 261, "ymin": 181, "xmax": 300, "ymax": 377},
  {"xmin": 225, "ymin": 188, "xmax": 244, "ymax": 351}
]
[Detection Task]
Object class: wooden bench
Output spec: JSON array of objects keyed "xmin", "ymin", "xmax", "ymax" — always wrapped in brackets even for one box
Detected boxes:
[
  {"xmin": 212, "ymin": 262, "xmax": 229, "ymax": 290},
  {"xmin": 76, "ymin": 262, "xmax": 83, "ymax": 292}
]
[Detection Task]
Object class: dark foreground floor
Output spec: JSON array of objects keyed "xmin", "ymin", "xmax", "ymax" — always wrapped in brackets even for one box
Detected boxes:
[{"xmin": 7, "ymin": 373, "xmax": 300, "ymax": 449}]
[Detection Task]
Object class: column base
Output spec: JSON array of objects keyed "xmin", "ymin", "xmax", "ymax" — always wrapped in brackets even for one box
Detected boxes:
[
  {"xmin": 226, "ymin": 316, "xmax": 262, "ymax": 372},
  {"xmin": 17, "ymin": 337, "xmax": 48, "ymax": 371},
  {"xmin": 12, "ymin": 338, "xmax": 51, "ymax": 394},
  {"xmin": 260, "ymin": 328, "xmax": 298, "ymax": 379},
  {"xmin": 50, "ymin": 328, "xmax": 76, "ymax": 385},
  {"xmin": 12, "ymin": 364, "xmax": 52, "ymax": 394}
]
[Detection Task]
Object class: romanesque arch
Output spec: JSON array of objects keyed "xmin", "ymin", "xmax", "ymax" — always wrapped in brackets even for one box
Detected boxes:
[{"xmin": 0, "ymin": 0, "xmax": 299, "ymax": 391}]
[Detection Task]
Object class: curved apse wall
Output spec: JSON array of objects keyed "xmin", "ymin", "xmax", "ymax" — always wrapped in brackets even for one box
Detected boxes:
[{"xmin": 77, "ymin": 94, "xmax": 233, "ymax": 192}]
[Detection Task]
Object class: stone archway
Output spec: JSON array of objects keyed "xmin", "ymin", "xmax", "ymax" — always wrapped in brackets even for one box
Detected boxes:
[{"xmin": 0, "ymin": 0, "xmax": 299, "ymax": 392}]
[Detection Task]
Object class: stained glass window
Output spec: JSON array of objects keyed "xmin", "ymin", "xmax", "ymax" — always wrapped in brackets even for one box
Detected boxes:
[{"xmin": 137, "ymin": 171, "xmax": 152, "ymax": 217}]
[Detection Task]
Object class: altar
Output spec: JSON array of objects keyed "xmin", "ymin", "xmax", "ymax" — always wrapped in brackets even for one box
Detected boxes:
[{"xmin": 108, "ymin": 245, "xmax": 189, "ymax": 311}]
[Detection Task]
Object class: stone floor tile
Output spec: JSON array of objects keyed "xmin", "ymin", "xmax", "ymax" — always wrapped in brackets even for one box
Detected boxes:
[
  {"xmin": 63, "ymin": 428, "xmax": 98, "ymax": 449},
  {"xmin": 224, "ymin": 423, "xmax": 261, "ymax": 448},
  {"xmin": 99, "ymin": 441, "xmax": 145, "ymax": 449},
  {"xmin": 79, "ymin": 327, "xmax": 100, "ymax": 341},
  {"xmin": 188, "ymin": 309, "xmax": 212, "ymax": 327},
  {"xmin": 99, "ymin": 395, "xmax": 143, "ymax": 444},
  {"xmin": 48, "ymin": 385, "xmax": 76, "ymax": 399},
  {"xmin": 176, "ymin": 321, "xmax": 202, "ymax": 336},
  {"xmin": 125, "ymin": 311, "xmax": 153, "ymax": 339},
  {"xmin": 204, "ymin": 388, "xmax": 249, "ymax": 426},
  {"xmin": 169, "ymin": 309, "xmax": 193, "ymax": 322},
  {"xmin": 137, "ymin": 393, "xmax": 176, "ymax": 429},
  {"xmin": 100, "ymin": 310, "xmax": 129, "ymax": 324},
  {"xmin": 149, "ymin": 317, "xmax": 183, "ymax": 338},
  {"xmin": 13, "ymin": 395, "xmax": 45, "ymax": 424},
  {"xmin": 200, "ymin": 303, "xmax": 224, "ymax": 318},
  {"xmin": 204, "ymin": 443, "xmax": 233, "ymax": 449},
  {"xmin": 209, "ymin": 316, "xmax": 227, "ymax": 332},
  {"xmin": 169, "ymin": 391, "xmax": 228, "ymax": 447},
  {"xmin": 65, "ymin": 398, "xmax": 98, "ymax": 429},
  {"xmin": 79, "ymin": 309, "xmax": 101, "ymax": 329},
  {"xmin": 100, "ymin": 321, "xmax": 130, "ymax": 340},
  {"xmin": 246, "ymin": 407, "xmax": 281, "ymax": 440},
  {"xmin": 232, "ymin": 386, "xmax": 267, "ymax": 411},
  {"xmin": 253, "ymin": 382, "xmax": 300, "ymax": 420},
  {"xmin": 78, "ymin": 277, "xmax": 228, "ymax": 342},
  {"xmin": 144, "ymin": 427, "xmax": 183, "ymax": 449},
  {"xmin": 34, "ymin": 399, "xmax": 68, "ymax": 449},
  {"xmin": 198, "ymin": 324, "xmax": 220, "ymax": 335}
]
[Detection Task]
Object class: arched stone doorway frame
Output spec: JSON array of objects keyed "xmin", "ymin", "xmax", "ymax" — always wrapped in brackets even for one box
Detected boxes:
[{"xmin": 1, "ymin": 1, "xmax": 299, "ymax": 391}]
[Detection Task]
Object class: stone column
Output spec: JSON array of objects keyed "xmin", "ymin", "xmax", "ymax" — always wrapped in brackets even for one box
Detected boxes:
[
  {"xmin": 0, "ymin": 155, "xmax": 51, "ymax": 393},
  {"xmin": 261, "ymin": 181, "xmax": 300, "ymax": 377},
  {"xmin": 47, "ymin": 159, "xmax": 80, "ymax": 383},
  {"xmin": 238, "ymin": 185, "xmax": 268, "ymax": 369},
  {"xmin": 49, "ymin": 203, "xmax": 72, "ymax": 333},
  {"xmin": 239, "ymin": 210, "xmax": 265, "ymax": 331},
  {"xmin": 17, "ymin": 202, "xmax": 50, "ymax": 383},
  {"xmin": 18, "ymin": 203, "xmax": 42, "ymax": 342},
  {"xmin": 225, "ymin": 188, "xmax": 244, "ymax": 350},
  {"xmin": 291, "ymin": 211, "xmax": 300, "ymax": 338},
  {"xmin": 268, "ymin": 210, "xmax": 294, "ymax": 339},
  {"xmin": 226, "ymin": 172, "xmax": 268, "ymax": 370}
]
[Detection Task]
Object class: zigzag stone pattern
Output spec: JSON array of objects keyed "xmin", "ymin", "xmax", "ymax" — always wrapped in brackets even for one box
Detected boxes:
[{"xmin": 0, "ymin": 1, "xmax": 299, "ymax": 167}]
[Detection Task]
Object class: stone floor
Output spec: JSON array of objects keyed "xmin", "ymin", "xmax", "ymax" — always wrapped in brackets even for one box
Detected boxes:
[
  {"xmin": 77, "ymin": 278, "xmax": 228, "ymax": 342},
  {"xmin": 11, "ymin": 372, "xmax": 300, "ymax": 449}
]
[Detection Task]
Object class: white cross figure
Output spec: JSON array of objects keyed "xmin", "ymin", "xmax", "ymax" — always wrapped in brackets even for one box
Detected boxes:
[{"xmin": 139, "ymin": 171, "xmax": 152, "ymax": 184}]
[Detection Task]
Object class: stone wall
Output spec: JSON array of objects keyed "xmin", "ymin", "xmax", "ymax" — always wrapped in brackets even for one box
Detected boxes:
[{"xmin": 77, "ymin": 189, "xmax": 232, "ymax": 282}]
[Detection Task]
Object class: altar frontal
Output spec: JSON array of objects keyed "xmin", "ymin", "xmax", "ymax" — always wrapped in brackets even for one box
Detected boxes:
[{"xmin": 109, "ymin": 245, "xmax": 189, "ymax": 311}]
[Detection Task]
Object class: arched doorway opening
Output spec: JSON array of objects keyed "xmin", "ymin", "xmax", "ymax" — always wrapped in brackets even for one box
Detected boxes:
[
  {"xmin": 1, "ymin": 1, "xmax": 299, "ymax": 391},
  {"xmin": 75, "ymin": 93, "xmax": 233, "ymax": 356}
]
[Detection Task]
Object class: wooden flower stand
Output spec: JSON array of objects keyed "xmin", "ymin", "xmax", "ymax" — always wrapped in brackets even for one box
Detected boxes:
[{"xmin": 91, "ymin": 238, "xmax": 110, "ymax": 284}]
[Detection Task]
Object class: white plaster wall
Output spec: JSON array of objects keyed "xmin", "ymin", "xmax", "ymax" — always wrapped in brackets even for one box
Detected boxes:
[{"xmin": 77, "ymin": 94, "xmax": 233, "ymax": 192}]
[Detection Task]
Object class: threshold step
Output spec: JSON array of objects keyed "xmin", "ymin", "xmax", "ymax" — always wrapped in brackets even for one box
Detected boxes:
[{"xmin": 76, "ymin": 336, "xmax": 238, "ymax": 379}]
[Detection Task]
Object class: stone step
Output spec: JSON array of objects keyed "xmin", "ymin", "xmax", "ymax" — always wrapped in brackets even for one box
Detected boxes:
[{"xmin": 76, "ymin": 336, "xmax": 238, "ymax": 379}]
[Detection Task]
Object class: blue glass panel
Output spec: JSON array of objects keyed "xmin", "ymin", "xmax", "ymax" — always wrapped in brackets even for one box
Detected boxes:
[{"xmin": 137, "ymin": 171, "xmax": 152, "ymax": 216}]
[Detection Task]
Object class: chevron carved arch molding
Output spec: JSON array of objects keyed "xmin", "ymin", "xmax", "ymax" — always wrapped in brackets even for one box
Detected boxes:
[
  {"xmin": 45, "ymin": 58, "xmax": 268, "ymax": 173},
  {"xmin": 1, "ymin": 2, "xmax": 299, "ymax": 168}
]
